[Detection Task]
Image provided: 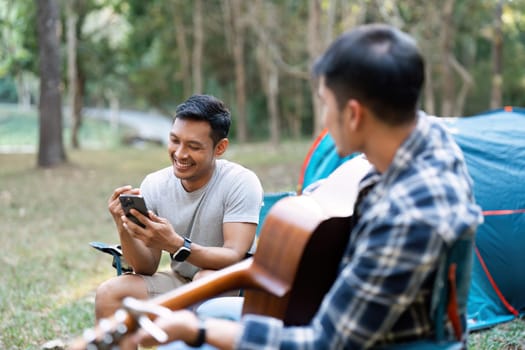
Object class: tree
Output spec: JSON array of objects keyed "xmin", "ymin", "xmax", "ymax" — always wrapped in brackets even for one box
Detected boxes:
[
  {"xmin": 0, "ymin": 0, "xmax": 39, "ymax": 108},
  {"xmin": 66, "ymin": 0, "xmax": 82, "ymax": 149},
  {"xmin": 173, "ymin": 1, "xmax": 191, "ymax": 99},
  {"xmin": 490, "ymin": 0, "xmax": 503, "ymax": 109},
  {"xmin": 307, "ymin": 0, "xmax": 323, "ymax": 136},
  {"xmin": 192, "ymin": 0, "xmax": 203, "ymax": 94},
  {"xmin": 36, "ymin": 0, "xmax": 66, "ymax": 167},
  {"xmin": 222, "ymin": 0, "xmax": 248, "ymax": 143}
]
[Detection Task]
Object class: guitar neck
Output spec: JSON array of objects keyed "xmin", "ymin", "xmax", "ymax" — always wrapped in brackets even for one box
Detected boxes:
[
  {"xmin": 152, "ymin": 258, "xmax": 289, "ymax": 309},
  {"xmin": 68, "ymin": 258, "xmax": 290, "ymax": 350}
]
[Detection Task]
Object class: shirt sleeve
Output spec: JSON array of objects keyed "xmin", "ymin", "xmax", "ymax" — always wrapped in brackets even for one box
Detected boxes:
[
  {"xmin": 223, "ymin": 168, "xmax": 263, "ymax": 224},
  {"xmin": 237, "ymin": 315, "xmax": 284, "ymax": 350}
]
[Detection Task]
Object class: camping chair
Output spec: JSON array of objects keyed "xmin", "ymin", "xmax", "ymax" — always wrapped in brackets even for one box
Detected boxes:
[{"xmin": 89, "ymin": 241, "xmax": 132, "ymax": 276}]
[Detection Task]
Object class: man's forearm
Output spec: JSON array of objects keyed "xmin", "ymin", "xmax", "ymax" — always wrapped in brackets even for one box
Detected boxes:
[
  {"xmin": 187, "ymin": 244, "xmax": 246, "ymax": 271},
  {"xmin": 117, "ymin": 224, "xmax": 159, "ymax": 275}
]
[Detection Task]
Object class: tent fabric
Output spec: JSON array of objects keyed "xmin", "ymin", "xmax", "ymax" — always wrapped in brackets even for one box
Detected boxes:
[
  {"xmin": 299, "ymin": 108, "xmax": 525, "ymax": 331},
  {"xmin": 442, "ymin": 107, "xmax": 525, "ymax": 330},
  {"xmin": 297, "ymin": 128, "xmax": 357, "ymax": 194}
]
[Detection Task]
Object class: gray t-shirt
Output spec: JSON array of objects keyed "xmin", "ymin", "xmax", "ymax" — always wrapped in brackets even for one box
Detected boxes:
[{"xmin": 140, "ymin": 159, "xmax": 263, "ymax": 278}]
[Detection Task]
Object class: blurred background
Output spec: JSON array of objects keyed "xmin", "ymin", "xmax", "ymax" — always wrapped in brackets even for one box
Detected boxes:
[
  {"xmin": 1, "ymin": 0, "xmax": 525, "ymax": 164},
  {"xmin": 1, "ymin": 1, "xmax": 525, "ymax": 349}
]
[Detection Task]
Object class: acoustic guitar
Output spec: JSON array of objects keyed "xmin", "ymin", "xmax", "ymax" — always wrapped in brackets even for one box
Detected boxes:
[{"xmin": 68, "ymin": 156, "xmax": 371, "ymax": 349}]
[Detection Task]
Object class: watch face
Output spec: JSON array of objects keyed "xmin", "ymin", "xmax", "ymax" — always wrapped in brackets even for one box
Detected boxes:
[{"xmin": 174, "ymin": 247, "xmax": 191, "ymax": 262}]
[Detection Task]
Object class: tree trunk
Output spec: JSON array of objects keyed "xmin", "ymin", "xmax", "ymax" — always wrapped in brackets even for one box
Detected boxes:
[
  {"xmin": 324, "ymin": 0, "xmax": 337, "ymax": 44},
  {"xmin": 174, "ymin": 2, "xmax": 191, "ymax": 98},
  {"xmin": 308, "ymin": 0, "xmax": 323, "ymax": 136},
  {"xmin": 15, "ymin": 73, "xmax": 33, "ymax": 109},
  {"xmin": 289, "ymin": 79, "xmax": 303, "ymax": 139},
  {"xmin": 418, "ymin": 12, "xmax": 438, "ymax": 116},
  {"xmin": 439, "ymin": 0, "xmax": 456, "ymax": 117},
  {"xmin": 73, "ymin": 67, "xmax": 84, "ymax": 146},
  {"xmin": 268, "ymin": 66, "xmax": 280, "ymax": 147},
  {"xmin": 106, "ymin": 89, "xmax": 120, "ymax": 132},
  {"xmin": 257, "ymin": 46, "xmax": 280, "ymax": 147},
  {"xmin": 192, "ymin": 0, "xmax": 203, "ymax": 94},
  {"xmin": 66, "ymin": 0, "xmax": 81, "ymax": 149},
  {"xmin": 449, "ymin": 55, "xmax": 473, "ymax": 116},
  {"xmin": 490, "ymin": 0, "xmax": 503, "ymax": 109},
  {"xmin": 423, "ymin": 61, "xmax": 435, "ymax": 115},
  {"xmin": 37, "ymin": 0, "xmax": 66, "ymax": 167},
  {"xmin": 229, "ymin": 0, "xmax": 248, "ymax": 143}
]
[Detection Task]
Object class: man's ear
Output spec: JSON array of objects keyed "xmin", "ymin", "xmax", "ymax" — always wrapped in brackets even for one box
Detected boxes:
[
  {"xmin": 214, "ymin": 138, "xmax": 229, "ymax": 156},
  {"xmin": 345, "ymin": 99, "xmax": 363, "ymax": 131}
]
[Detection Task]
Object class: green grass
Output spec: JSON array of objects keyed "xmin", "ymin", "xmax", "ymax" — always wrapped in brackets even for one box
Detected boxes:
[
  {"xmin": 0, "ymin": 105, "xmax": 524, "ymax": 349},
  {"xmin": 0, "ymin": 149, "xmax": 162, "ymax": 349},
  {"xmin": 469, "ymin": 320, "xmax": 525, "ymax": 350}
]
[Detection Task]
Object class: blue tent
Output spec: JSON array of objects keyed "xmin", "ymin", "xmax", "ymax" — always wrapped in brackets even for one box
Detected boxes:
[
  {"xmin": 442, "ymin": 107, "xmax": 525, "ymax": 330},
  {"xmin": 297, "ymin": 128, "xmax": 356, "ymax": 194}
]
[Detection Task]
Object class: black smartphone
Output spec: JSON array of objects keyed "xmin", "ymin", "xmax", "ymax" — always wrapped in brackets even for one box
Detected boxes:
[{"xmin": 119, "ymin": 194, "xmax": 149, "ymax": 228}]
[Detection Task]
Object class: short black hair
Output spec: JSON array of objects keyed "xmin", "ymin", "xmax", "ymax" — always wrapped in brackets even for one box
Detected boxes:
[
  {"xmin": 174, "ymin": 94, "xmax": 231, "ymax": 145},
  {"xmin": 313, "ymin": 23, "xmax": 424, "ymax": 125}
]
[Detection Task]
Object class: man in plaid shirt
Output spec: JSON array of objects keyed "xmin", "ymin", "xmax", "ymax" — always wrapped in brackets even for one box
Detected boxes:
[{"xmin": 127, "ymin": 23, "xmax": 482, "ymax": 350}]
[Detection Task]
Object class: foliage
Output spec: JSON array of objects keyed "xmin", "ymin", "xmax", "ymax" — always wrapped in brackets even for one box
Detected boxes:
[
  {"xmin": 0, "ymin": 0, "xmax": 37, "ymax": 75},
  {"xmin": 3, "ymin": 1, "xmax": 525, "ymax": 141},
  {"xmin": 0, "ymin": 0, "xmax": 38, "ymax": 103},
  {"xmin": 0, "ymin": 76, "xmax": 18, "ymax": 102}
]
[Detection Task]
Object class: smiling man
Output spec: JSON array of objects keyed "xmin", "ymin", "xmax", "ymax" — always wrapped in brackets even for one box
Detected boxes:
[{"xmin": 94, "ymin": 94, "xmax": 263, "ymax": 322}]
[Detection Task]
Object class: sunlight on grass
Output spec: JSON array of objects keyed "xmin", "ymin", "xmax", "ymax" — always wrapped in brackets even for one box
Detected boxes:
[{"xmin": 0, "ymin": 148, "xmax": 167, "ymax": 349}]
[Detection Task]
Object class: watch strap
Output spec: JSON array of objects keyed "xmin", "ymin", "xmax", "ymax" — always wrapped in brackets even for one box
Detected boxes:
[
  {"xmin": 187, "ymin": 319, "xmax": 206, "ymax": 348},
  {"xmin": 170, "ymin": 236, "xmax": 192, "ymax": 261}
]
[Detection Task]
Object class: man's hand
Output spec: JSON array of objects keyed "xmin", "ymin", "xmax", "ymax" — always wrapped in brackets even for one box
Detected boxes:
[
  {"xmin": 119, "ymin": 309, "xmax": 200, "ymax": 349},
  {"xmin": 108, "ymin": 185, "xmax": 140, "ymax": 223},
  {"xmin": 121, "ymin": 210, "xmax": 184, "ymax": 253}
]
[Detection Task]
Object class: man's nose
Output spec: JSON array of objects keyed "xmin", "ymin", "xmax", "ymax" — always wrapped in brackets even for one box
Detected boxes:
[{"xmin": 175, "ymin": 145, "xmax": 188, "ymax": 158}]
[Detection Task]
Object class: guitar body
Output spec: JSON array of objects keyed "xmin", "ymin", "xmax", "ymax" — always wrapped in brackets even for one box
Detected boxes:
[{"xmin": 243, "ymin": 195, "xmax": 353, "ymax": 325}]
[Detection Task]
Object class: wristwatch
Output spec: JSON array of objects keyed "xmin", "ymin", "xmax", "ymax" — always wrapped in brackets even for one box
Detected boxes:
[{"xmin": 171, "ymin": 237, "xmax": 192, "ymax": 262}]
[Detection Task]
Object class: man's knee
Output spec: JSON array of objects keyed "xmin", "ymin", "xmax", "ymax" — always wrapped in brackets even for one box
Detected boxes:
[
  {"xmin": 95, "ymin": 274, "xmax": 148, "ymax": 319},
  {"xmin": 193, "ymin": 269, "xmax": 214, "ymax": 281}
]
